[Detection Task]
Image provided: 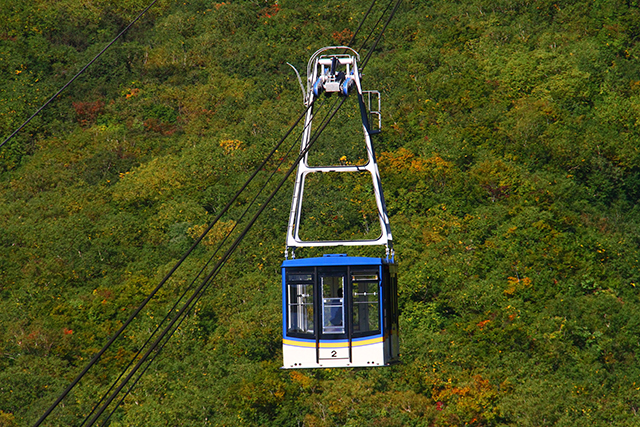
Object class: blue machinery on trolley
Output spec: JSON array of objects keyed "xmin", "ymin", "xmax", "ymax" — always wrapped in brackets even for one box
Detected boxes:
[{"xmin": 282, "ymin": 47, "xmax": 399, "ymax": 368}]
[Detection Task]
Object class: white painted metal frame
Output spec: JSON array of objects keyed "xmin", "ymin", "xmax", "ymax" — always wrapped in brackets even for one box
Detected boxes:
[{"xmin": 286, "ymin": 47, "xmax": 393, "ymax": 257}]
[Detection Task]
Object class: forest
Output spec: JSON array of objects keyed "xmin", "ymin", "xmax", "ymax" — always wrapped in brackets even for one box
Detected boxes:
[{"xmin": 2, "ymin": 0, "xmax": 640, "ymax": 425}]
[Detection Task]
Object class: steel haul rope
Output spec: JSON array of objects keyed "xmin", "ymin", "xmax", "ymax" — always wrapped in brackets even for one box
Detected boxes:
[
  {"xmin": 34, "ymin": 0, "xmax": 403, "ymax": 423},
  {"xmin": 0, "ymin": 0, "xmax": 160, "ymax": 151}
]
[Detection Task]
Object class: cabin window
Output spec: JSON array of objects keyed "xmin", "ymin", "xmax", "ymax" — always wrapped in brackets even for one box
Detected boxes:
[
  {"xmin": 321, "ymin": 276, "xmax": 345, "ymax": 334},
  {"xmin": 352, "ymin": 273, "xmax": 380, "ymax": 335},
  {"xmin": 287, "ymin": 283, "xmax": 314, "ymax": 335}
]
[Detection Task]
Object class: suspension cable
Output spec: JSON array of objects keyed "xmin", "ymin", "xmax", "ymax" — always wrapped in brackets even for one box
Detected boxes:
[
  {"xmin": 81, "ymin": 96, "xmax": 331, "ymax": 426},
  {"xmin": 96, "ymin": 98, "xmax": 340, "ymax": 426},
  {"xmin": 0, "ymin": 0, "xmax": 160, "ymax": 152},
  {"xmin": 361, "ymin": 0, "xmax": 404, "ymax": 71},
  {"xmin": 346, "ymin": 0, "xmax": 378, "ymax": 48},
  {"xmin": 356, "ymin": 0, "xmax": 394, "ymax": 54},
  {"xmin": 85, "ymin": 0, "xmax": 403, "ymax": 420},
  {"xmin": 35, "ymin": 0, "xmax": 401, "ymax": 423},
  {"xmin": 33, "ymin": 100, "xmax": 314, "ymax": 427},
  {"xmin": 70, "ymin": 3, "xmax": 390, "ymax": 414},
  {"xmin": 85, "ymin": 97, "xmax": 347, "ymax": 426}
]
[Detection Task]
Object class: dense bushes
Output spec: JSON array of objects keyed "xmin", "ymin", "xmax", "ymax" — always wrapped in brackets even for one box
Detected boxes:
[{"xmin": 2, "ymin": 0, "xmax": 640, "ymax": 425}]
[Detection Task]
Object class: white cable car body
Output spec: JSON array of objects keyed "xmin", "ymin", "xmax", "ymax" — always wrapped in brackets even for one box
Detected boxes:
[{"xmin": 282, "ymin": 47, "xmax": 399, "ymax": 369}]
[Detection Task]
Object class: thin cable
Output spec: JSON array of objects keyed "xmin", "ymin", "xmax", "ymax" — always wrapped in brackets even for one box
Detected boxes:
[
  {"xmin": 33, "ymin": 101, "xmax": 314, "ymax": 427},
  {"xmin": 356, "ymin": 0, "xmax": 394, "ymax": 53},
  {"xmin": 84, "ymin": 0, "xmax": 402, "ymax": 408},
  {"xmin": 35, "ymin": 0, "xmax": 403, "ymax": 422},
  {"xmin": 346, "ymin": 0, "xmax": 378, "ymax": 47},
  {"xmin": 85, "ymin": 97, "xmax": 348, "ymax": 426},
  {"xmin": 0, "ymin": 1, "xmax": 160, "ymax": 152},
  {"xmin": 361, "ymin": 0, "xmax": 404, "ymax": 72},
  {"xmin": 98, "ymin": 97, "xmax": 339, "ymax": 426},
  {"xmin": 83, "ymin": 97, "xmax": 330, "ymax": 427},
  {"xmin": 86, "ymin": 3, "xmax": 404, "ymax": 419}
]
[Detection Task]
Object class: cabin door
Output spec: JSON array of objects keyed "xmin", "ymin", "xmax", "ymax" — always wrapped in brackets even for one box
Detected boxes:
[{"xmin": 318, "ymin": 273, "xmax": 350, "ymax": 360}]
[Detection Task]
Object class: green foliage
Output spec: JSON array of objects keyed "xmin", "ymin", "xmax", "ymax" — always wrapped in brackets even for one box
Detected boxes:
[{"xmin": 3, "ymin": 0, "xmax": 640, "ymax": 426}]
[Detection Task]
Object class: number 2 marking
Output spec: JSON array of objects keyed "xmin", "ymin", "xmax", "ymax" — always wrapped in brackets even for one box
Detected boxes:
[{"xmin": 331, "ymin": 350, "xmax": 337, "ymax": 357}]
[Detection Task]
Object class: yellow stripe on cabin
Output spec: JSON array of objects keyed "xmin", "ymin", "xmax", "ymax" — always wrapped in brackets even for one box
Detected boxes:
[
  {"xmin": 352, "ymin": 336, "xmax": 384, "ymax": 346},
  {"xmin": 283, "ymin": 336, "xmax": 384, "ymax": 348},
  {"xmin": 283, "ymin": 339, "xmax": 316, "ymax": 348}
]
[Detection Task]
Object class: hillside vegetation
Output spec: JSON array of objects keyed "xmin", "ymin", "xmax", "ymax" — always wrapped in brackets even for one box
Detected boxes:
[{"xmin": 2, "ymin": 0, "xmax": 640, "ymax": 426}]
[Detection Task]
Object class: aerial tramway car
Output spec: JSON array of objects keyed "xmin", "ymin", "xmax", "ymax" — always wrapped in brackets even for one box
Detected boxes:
[{"xmin": 282, "ymin": 47, "xmax": 399, "ymax": 368}]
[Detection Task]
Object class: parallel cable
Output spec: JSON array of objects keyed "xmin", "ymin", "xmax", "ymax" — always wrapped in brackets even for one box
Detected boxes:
[
  {"xmin": 85, "ymin": 97, "xmax": 347, "ymax": 426},
  {"xmin": 356, "ymin": 0, "xmax": 395, "ymax": 53},
  {"xmin": 36, "ymin": 0, "xmax": 402, "ymax": 423},
  {"xmin": 71, "ymin": 4, "xmax": 388, "ymax": 415},
  {"xmin": 84, "ymin": 1, "xmax": 403, "ymax": 420},
  {"xmin": 33, "ymin": 101, "xmax": 314, "ymax": 427},
  {"xmin": 346, "ymin": 0, "xmax": 378, "ymax": 48},
  {"xmin": 0, "ymin": 0, "xmax": 160, "ymax": 151},
  {"xmin": 82, "ymin": 96, "xmax": 330, "ymax": 427},
  {"xmin": 361, "ymin": 0, "xmax": 404, "ymax": 72},
  {"xmin": 97, "ymin": 98, "xmax": 340, "ymax": 426}
]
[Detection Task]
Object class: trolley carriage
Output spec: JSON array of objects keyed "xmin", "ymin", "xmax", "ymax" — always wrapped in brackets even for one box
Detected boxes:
[
  {"xmin": 282, "ymin": 47, "xmax": 399, "ymax": 368},
  {"xmin": 282, "ymin": 255, "xmax": 399, "ymax": 368}
]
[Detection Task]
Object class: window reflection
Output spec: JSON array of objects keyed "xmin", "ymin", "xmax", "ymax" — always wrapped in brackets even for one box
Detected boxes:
[{"xmin": 288, "ymin": 283, "xmax": 314, "ymax": 335}]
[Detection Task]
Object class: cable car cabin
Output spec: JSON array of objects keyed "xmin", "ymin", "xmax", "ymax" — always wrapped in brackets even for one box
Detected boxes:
[
  {"xmin": 282, "ymin": 254, "xmax": 399, "ymax": 369},
  {"xmin": 282, "ymin": 47, "xmax": 397, "ymax": 369}
]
